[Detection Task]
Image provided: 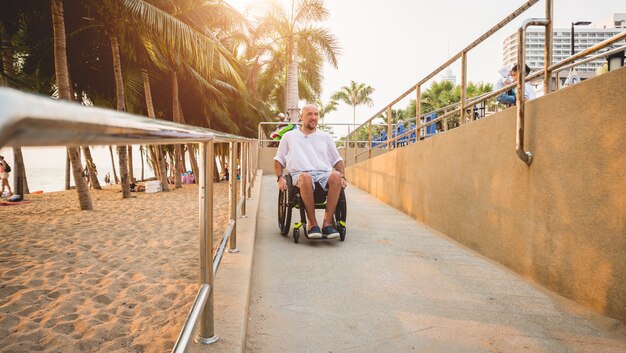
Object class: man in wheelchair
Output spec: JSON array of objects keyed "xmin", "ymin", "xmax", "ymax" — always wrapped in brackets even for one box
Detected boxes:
[{"xmin": 274, "ymin": 104, "xmax": 347, "ymax": 240}]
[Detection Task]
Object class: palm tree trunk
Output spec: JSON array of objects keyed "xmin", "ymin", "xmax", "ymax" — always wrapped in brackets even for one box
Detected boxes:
[
  {"xmin": 187, "ymin": 143, "xmax": 199, "ymax": 183},
  {"xmin": 171, "ymin": 70, "xmax": 183, "ymax": 188},
  {"xmin": 2, "ymin": 46, "xmax": 30, "ymax": 196},
  {"xmin": 128, "ymin": 146, "xmax": 134, "ymax": 181},
  {"xmin": 285, "ymin": 39, "xmax": 299, "ymax": 122},
  {"xmin": 109, "ymin": 145, "xmax": 119, "ymax": 184},
  {"xmin": 157, "ymin": 147, "xmax": 169, "ymax": 191},
  {"xmin": 180, "ymin": 144, "xmax": 187, "ymax": 172},
  {"xmin": 51, "ymin": 0, "xmax": 92, "ymax": 210},
  {"xmin": 140, "ymin": 146, "xmax": 145, "ymax": 181},
  {"xmin": 82, "ymin": 146, "xmax": 102, "ymax": 189},
  {"xmin": 12, "ymin": 147, "xmax": 29, "ymax": 195},
  {"xmin": 65, "ymin": 150, "xmax": 71, "ymax": 189},
  {"xmin": 108, "ymin": 30, "xmax": 131, "ymax": 198},
  {"xmin": 141, "ymin": 69, "xmax": 169, "ymax": 191}
]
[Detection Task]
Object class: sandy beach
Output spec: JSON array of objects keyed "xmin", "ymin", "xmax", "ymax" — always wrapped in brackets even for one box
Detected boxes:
[{"xmin": 0, "ymin": 183, "xmax": 230, "ymax": 352}]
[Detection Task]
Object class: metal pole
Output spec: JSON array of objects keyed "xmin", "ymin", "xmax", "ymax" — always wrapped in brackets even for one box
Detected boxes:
[
  {"xmin": 241, "ymin": 143, "xmax": 248, "ymax": 217},
  {"xmin": 346, "ymin": 125, "xmax": 351, "ymax": 162},
  {"xmin": 460, "ymin": 51, "xmax": 467, "ymax": 124},
  {"xmin": 386, "ymin": 107, "xmax": 392, "ymax": 150},
  {"xmin": 228, "ymin": 142, "xmax": 239, "ymax": 252},
  {"xmin": 352, "ymin": 123, "xmax": 357, "ymax": 164},
  {"xmin": 415, "ymin": 85, "xmax": 421, "ymax": 123},
  {"xmin": 250, "ymin": 141, "xmax": 259, "ymax": 184},
  {"xmin": 515, "ymin": 19, "xmax": 548, "ymax": 166},
  {"xmin": 570, "ymin": 22, "xmax": 575, "ymax": 57},
  {"xmin": 544, "ymin": 0, "xmax": 553, "ymax": 94},
  {"xmin": 368, "ymin": 121, "xmax": 372, "ymax": 159},
  {"xmin": 196, "ymin": 142, "xmax": 218, "ymax": 345},
  {"xmin": 246, "ymin": 142, "xmax": 251, "ymax": 198}
]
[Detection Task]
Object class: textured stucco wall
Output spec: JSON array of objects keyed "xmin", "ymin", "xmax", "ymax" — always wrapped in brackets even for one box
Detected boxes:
[{"xmin": 346, "ymin": 67, "xmax": 626, "ymax": 322}]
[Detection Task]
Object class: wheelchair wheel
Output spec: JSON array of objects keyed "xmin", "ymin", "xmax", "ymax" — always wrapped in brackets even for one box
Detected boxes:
[
  {"xmin": 277, "ymin": 181, "xmax": 292, "ymax": 237},
  {"xmin": 334, "ymin": 188, "xmax": 347, "ymax": 241}
]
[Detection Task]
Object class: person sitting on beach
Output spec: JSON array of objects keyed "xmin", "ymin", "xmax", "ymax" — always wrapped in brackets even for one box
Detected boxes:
[
  {"xmin": 130, "ymin": 178, "xmax": 145, "ymax": 192},
  {"xmin": 0, "ymin": 155, "xmax": 13, "ymax": 197},
  {"xmin": 273, "ymin": 104, "xmax": 347, "ymax": 239}
]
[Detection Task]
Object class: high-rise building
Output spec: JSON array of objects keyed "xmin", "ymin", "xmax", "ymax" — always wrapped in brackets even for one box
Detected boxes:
[
  {"xmin": 440, "ymin": 68, "xmax": 456, "ymax": 85},
  {"xmin": 597, "ymin": 13, "xmax": 626, "ymax": 29},
  {"xmin": 502, "ymin": 13, "xmax": 625, "ymax": 74}
]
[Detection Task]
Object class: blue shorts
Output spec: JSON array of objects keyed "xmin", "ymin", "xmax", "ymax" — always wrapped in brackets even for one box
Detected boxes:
[
  {"xmin": 291, "ymin": 171, "xmax": 331, "ymax": 191},
  {"xmin": 497, "ymin": 93, "xmax": 516, "ymax": 105}
]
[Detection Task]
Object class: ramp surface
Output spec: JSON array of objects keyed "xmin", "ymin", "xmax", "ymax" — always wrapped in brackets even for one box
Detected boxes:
[{"xmin": 245, "ymin": 176, "xmax": 626, "ymax": 353}]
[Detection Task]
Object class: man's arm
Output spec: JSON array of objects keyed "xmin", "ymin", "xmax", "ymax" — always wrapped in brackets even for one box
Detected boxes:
[
  {"xmin": 334, "ymin": 160, "xmax": 347, "ymax": 188},
  {"xmin": 274, "ymin": 160, "xmax": 287, "ymax": 191}
]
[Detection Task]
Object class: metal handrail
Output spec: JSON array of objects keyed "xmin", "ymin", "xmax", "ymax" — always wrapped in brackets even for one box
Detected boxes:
[
  {"xmin": 0, "ymin": 87, "xmax": 257, "ymax": 353},
  {"xmin": 516, "ymin": 18, "xmax": 551, "ymax": 166},
  {"xmin": 548, "ymin": 31, "xmax": 626, "ymax": 73},
  {"xmin": 351, "ymin": 0, "xmax": 540, "ymax": 134},
  {"xmin": 0, "ymin": 88, "xmax": 251, "ymax": 147}
]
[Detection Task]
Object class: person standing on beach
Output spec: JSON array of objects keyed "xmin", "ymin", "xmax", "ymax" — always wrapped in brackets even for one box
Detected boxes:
[{"xmin": 0, "ymin": 155, "xmax": 13, "ymax": 197}]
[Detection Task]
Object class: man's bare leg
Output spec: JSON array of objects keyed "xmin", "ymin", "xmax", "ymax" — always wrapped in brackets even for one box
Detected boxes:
[
  {"xmin": 323, "ymin": 171, "xmax": 342, "ymax": 227},
  {"xmin": 298, "ymin": 173, "xmax": 318, "ymax": 228}
]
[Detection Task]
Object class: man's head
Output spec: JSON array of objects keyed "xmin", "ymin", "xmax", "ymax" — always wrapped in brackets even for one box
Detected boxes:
[{"xmin": 300, "ymin": 104, "xmax": 319, "ymax": 132}]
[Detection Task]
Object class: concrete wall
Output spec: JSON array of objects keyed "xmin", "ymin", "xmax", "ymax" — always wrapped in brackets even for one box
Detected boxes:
[{"xmin": 346, "ymin": 68, "xmax": 626, "ymax": 322}]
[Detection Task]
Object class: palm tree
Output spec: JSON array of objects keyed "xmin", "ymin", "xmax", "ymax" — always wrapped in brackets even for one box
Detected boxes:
[
  {"xmin": 120, "ymin": 0, "xmax": 249, "ymax": 187},
  {"xmin": 50, "ymin": 0, "xmax": 92, "ymax": 210},
  {"xmin": 331, "ymin": 80, "xmax": 374, "ymax": 126},
  {"xmin": 250, "ymin": 0, "xmax": 340, "ymax": 121},
  {"xmin": 420, "ymin": 80, "xmax": 455, "ymax": 113},
  {"xmin": 314, "ymin": 97, "xmax": 338, "ymax": 123}
]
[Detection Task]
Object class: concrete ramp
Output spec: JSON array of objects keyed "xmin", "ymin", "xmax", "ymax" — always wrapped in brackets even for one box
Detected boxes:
[{"xmin": 245, "ymin": 176, "xmax": 626, "ymax": 352}]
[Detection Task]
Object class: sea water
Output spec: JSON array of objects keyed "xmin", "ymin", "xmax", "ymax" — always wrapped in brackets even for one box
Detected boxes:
[{"xmin": 17, "ymin": 167, "xmax": 154, "ymax": 193}]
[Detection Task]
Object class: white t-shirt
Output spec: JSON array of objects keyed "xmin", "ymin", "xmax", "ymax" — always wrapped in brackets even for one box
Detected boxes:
[
  {"xmin": 524, "ymin": 82, "xmax": 536, "ymax": 101},
  {"xmin": 274, "ymin": 129, "xmax": 343, "ymax": 174}
]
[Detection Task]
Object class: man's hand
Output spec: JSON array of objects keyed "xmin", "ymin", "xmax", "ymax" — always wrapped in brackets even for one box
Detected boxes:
[
  {"xmin": 341, "ymin": 176, "xmax": 348, "ymax": 189},
  {"xmin": 278, "ymin": 176, "xmax": 287, "ymax": 191}
]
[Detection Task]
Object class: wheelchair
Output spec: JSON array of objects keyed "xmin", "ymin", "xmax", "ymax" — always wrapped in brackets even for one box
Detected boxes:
[{"xmin": 277, "ymin": 174, "xmax": 347, "ymax": 243}]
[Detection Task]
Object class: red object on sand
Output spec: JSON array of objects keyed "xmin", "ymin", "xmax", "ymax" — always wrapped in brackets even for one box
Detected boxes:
[{"xmin": 0, "ymin": 200, "xmax": 31, "ymax": 206}]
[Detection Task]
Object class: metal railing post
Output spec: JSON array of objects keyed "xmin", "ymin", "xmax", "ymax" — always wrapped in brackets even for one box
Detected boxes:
[
  {"xmin": 460, "ymin": 51, "xmax": 467, "ymax": 124},
  {"xmin": 251, "ymin": 141, "xmax": 257, "ymax": 185},
  {"xmin": 368, "ymin": 121, "xmax": 372, "ymax": 159},
  {"xmin": 228, "ymin": 142, "xmax": 239, "ymax": 252},
  {"xmin": 544, "ymin": 0, "xmax": 553, "ymax": 94},
  {"xmin": 386, "ymin": 107, "xmax": 392, "ymax": 150},
  {"xmin": 246, "ymin": 142, "xmax": 251, "ymax": 198},
  {"xmin": 346, "ymin": 125, "xmax": 351, "ymax": 161},
  {"xmin": 353, "ymin": 124, "xmax": 358, "ymax": 165},
  {"xmin": 196, "ymin": 141, "xmax": 218, "ymax": 345},
  {"xmin": 241, "ymin": 143, "xmax": 248, "ymax": 217}
]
